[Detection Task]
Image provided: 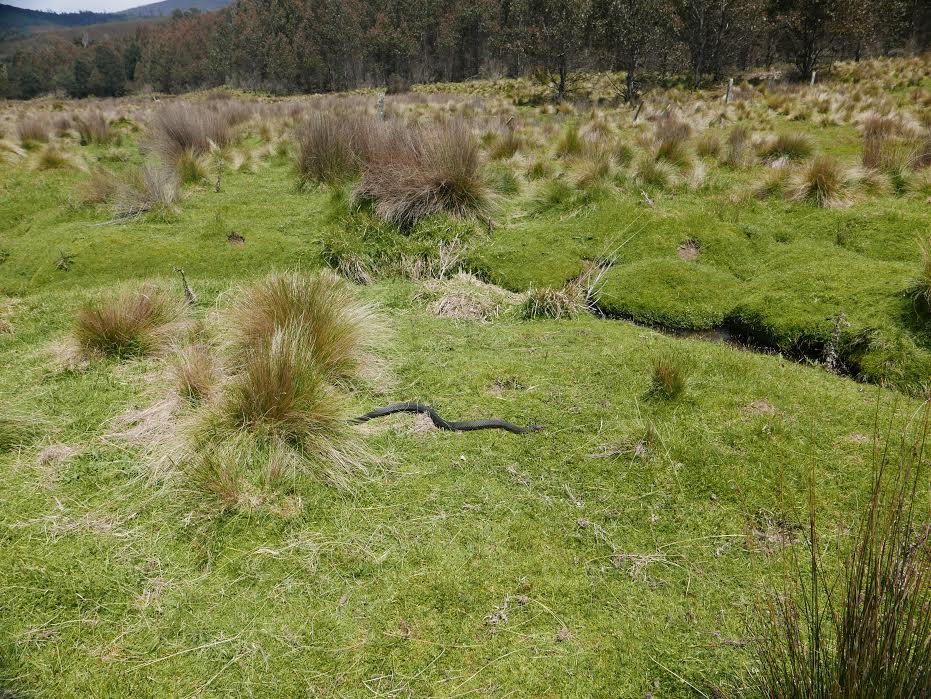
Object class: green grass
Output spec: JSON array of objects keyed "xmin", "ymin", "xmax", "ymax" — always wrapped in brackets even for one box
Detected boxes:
[{"xmin": 2, "ymin": 66, "xmax": 931, "ymax": 696}]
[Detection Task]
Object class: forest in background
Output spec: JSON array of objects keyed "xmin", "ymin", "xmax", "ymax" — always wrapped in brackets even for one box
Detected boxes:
[{"xmin": 1, "ymin": 0, "xmax": 930, "ymax": 100}]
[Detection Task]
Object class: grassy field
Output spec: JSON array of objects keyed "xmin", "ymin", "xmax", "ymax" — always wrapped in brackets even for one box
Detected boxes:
[{"xmin": 1, "ymin": 57, "xmax": 930, "ymax": 697}]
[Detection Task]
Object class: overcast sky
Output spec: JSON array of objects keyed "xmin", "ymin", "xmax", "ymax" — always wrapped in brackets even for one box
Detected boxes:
[{"xmin": 6, "ymin": 0, "xmax": 142, "ymax": 12}]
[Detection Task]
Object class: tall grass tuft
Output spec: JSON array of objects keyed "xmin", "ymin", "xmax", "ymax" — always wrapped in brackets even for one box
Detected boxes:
[
  {"xmin": 791, "ymin": 155, "xmax": 851, "ymax": 207},
  {"xmin": 294, "ymin": 112, "xmax": 368, "ymax": 186},
  {"xmin": 653, "ymin": 112, "xmax": 692, "ymax": 167},
  {"xmin": 753, "ymin": 409, "xmax": 931, "ymax": 697},
  {"xmin": 193, "ymin": 272, "xmax": 376, "ymax": 489},
  {"xmin": 172, "ymin": 343, "xmax": 218, "ymax": 401},
  {"xmin": 149, "ymin": 102, "xmax": 234, "ymax": 164},
  {"xmin": 17, "ymin": 115, "xmax": 50, "ymax": 145},
  {"xmin": 650, "ymin": 355, "xmax": 688, "ymax": 399},
  {"xmin": 354, "ymin": 120, "xmax": 490, "ymax": 226},
  {"xmin": 518, "ymin": 285, "xmax": 587, "ymax": 319},
  {"xmin": 74, "ymin": 168, "xmax": 120, "ymax": 206},
  {"xmin": 863, "ymin": 115, "xmax": 903, "ymax": 170},
  {"xmin": 759, "ymin": 132, "xmax": 814, "ymax": 162},
  {"xmin": 75, "ymin": 111, "xmax": 113, "ymax": 146},
  {"xmin": 906, "ymin": 236, "xmax": 931, "ymax": 314},
  {"xmin": 112, "ymin": 163, "xmax": 180, "ymax": 219},
  {"xmin": 74, "ymin": 286, "xmax": 184, "ymax": 359},
  {"xmin": 228, "ymin": 270, "xmax": 380, "ymax": 383},
  {"xmin": 723, "ymin": 125, "xmax": 754, "ymax": 168}
]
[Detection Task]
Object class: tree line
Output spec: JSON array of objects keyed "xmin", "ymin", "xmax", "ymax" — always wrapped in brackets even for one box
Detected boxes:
[{"xmin": 1, "ymin": 0, "xmax": 929, "ymax": 101}]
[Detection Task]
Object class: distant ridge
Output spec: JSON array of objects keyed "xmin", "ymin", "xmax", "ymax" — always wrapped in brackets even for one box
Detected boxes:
[
  {"xmin": 0, "ymin": 3, "xmax": 127, "ymax": 35},
  {"xmin": 0, "ymin": 0, "xmax": 231, "ymax": 38},
  {"xmin": 123, "ymin": 0, "xmax": 231, "ymax": 17}
]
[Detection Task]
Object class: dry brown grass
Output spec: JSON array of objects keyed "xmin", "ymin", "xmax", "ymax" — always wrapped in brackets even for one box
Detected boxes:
[
  {"xmin": 75, "ymin": 111, "xmax": 113, "ymax": 146},
  {"xmin": 653, "ymin": 111, "xmax": 692, "ymax": 167},
  {"xmin": 74, "ymin": 168, "xmax": 120, "ymax": 206},
  {"xmin": 16, "ymin": 115, "xmax": 50, "ymax": 145},
  {"xmin": 112, "ymin": 163, "xmax": 180, "ymax": 219},
  {"xmin": 294, "ymin": 112, "xmax": 371, "ymax": 186},
  {"xmin": 148, "ymin": 102, "xmax": 235, "ymax": 163},
  {"xmin": 172, "ymin": 343, "xmax": 218, "ymax": 401},
  {"xmin": 354, "ymin": 120, "xmax": 491, "ymax": 226}
]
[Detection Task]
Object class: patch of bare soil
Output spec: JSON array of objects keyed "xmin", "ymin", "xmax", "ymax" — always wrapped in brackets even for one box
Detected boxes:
[{"xmin": 677, "ymin": 239, "xmax": 700, "ymax": 262}]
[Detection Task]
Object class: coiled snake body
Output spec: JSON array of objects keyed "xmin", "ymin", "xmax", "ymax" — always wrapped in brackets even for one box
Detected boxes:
[{"xmin": 350, "ymin": 402, "xmax": 542, "ymax": 434}]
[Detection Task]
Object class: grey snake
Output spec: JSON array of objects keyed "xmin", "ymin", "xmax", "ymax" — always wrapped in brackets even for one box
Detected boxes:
[{"xmin": 350, "ymin": 402, "xmax": 542, "ymax": 434}]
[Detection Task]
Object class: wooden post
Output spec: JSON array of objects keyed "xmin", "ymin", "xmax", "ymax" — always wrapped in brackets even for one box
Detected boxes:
[
  {"xmin": 633, "ymin": 101, "xmax": 643, "ymax": 123},
  {"xmin": 725, "ymin": 78, "xmax": 733, "ymax": 103},
  {"xmin": 376, "ymin": 92, "xmax": 386, "ymax": 121},
  {"xmin": 810, "ymin": 70, "xmax": 817, "ymax": 87}
]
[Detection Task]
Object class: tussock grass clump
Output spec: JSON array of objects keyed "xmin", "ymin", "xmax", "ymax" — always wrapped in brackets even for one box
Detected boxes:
[
  {"xmin": 172, "ymin": 343, "xmax": 218, "ymax": 401},
  {"xmin": 791, "ymin": 155, "xmax": 852, "ymax": 207},
  {"xmin": 527, "ymin": 176, "xmax": 606, "ymax": 216},
  {"xmin": 149, "ymin": 102, "xmax": 235, "ymax": 164},
  {"xmin": 489, "ymin": 128, "xmax": 522, "ymax": 160},
  {"xmin": 649, "ymin": 355, "xmax": 688, "ymax": 399},
  {"xmin": 295, "ymin": 112, "xmax": 370, "ymax": 186},
  {"xmin": 0, "ymin": 138, "xmax": 26, "ymax": 164},
  {"xmin": 228, "ymin": 270, "xmax": 379, "ymax": 383},
  {"xmin": 212, "ymin": 326, "xmax": 347, "ymax": 437},
  {"xmin": 695, "ymin": 133, "xmax": 722, "ymax": 159},
  {"xmin": 906, "ymin": 237, "xmax": 931, "ymax": 314},
  {"xmin": 723, "ymin": 125, "xmax": 754, "ymax": 168},
  {"xmin": 518, "ymin": 285, "xmax": 588, "ymax": 320},
  {"xmin": 187, "ymin": 270, "xmax": 381, "ymax": 491},
  {"xmin": 75, "ymin": 111, "xmax": 113, "ymax": 146},
  {"xmin": 653, "ymin": 112, "xmax": 692, "ymax": 166},
  {"xmin": 863, "ymin": 114, "xmax": 904, "ymax": 170},
  {"xmin": 759, "ymin": 132, "xmax": 814, "ymax": 161},
  {"xmin": 556, "ymin": 123, "xmax": 584, "ymax": 158},
  {"xmin": 17, "ymin": 115, "xmax": 50, "ymax": 145},
  {"xmin": 635, "ymin": 157, "xmax": 677, "ymax": 190},
  {"xmin": 112, "ymin": 163, "xmax": 180, "ymax": 219},
  {"xmin": 35, "ymin": 145, "xmax": 77, "ymax": 170},
  {"xmin": 354, "ymin": 120, "xmax": 490, "ymax": 227},
  {"xmin": 74, "ymin": 168, "xmax": 120, "ymax": 206},
  {"xmin": 74, "ymin": 286, "xmax": 184, "ymax": 359},
  {"xmin": 177, "ymin": 150, "xmax": 209, "ymax": 184},
  {"xmin": 753, "ymin": 413, "xmax": 931, "ymax": 697}
]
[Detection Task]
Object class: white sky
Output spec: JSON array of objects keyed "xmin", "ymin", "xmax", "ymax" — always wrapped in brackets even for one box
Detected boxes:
[{"xmin": 6, "ymin": 0, "xmax": 143, "ymax": 12}]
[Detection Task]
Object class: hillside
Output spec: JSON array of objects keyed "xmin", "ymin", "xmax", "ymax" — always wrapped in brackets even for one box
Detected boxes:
[
  {"xmin": 0, "ymin": 0, "xmax": 230, "ymax": 41},
  {"xmin": 0, "ymin": 3, "xmax": 128, "ymax": 38}
]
